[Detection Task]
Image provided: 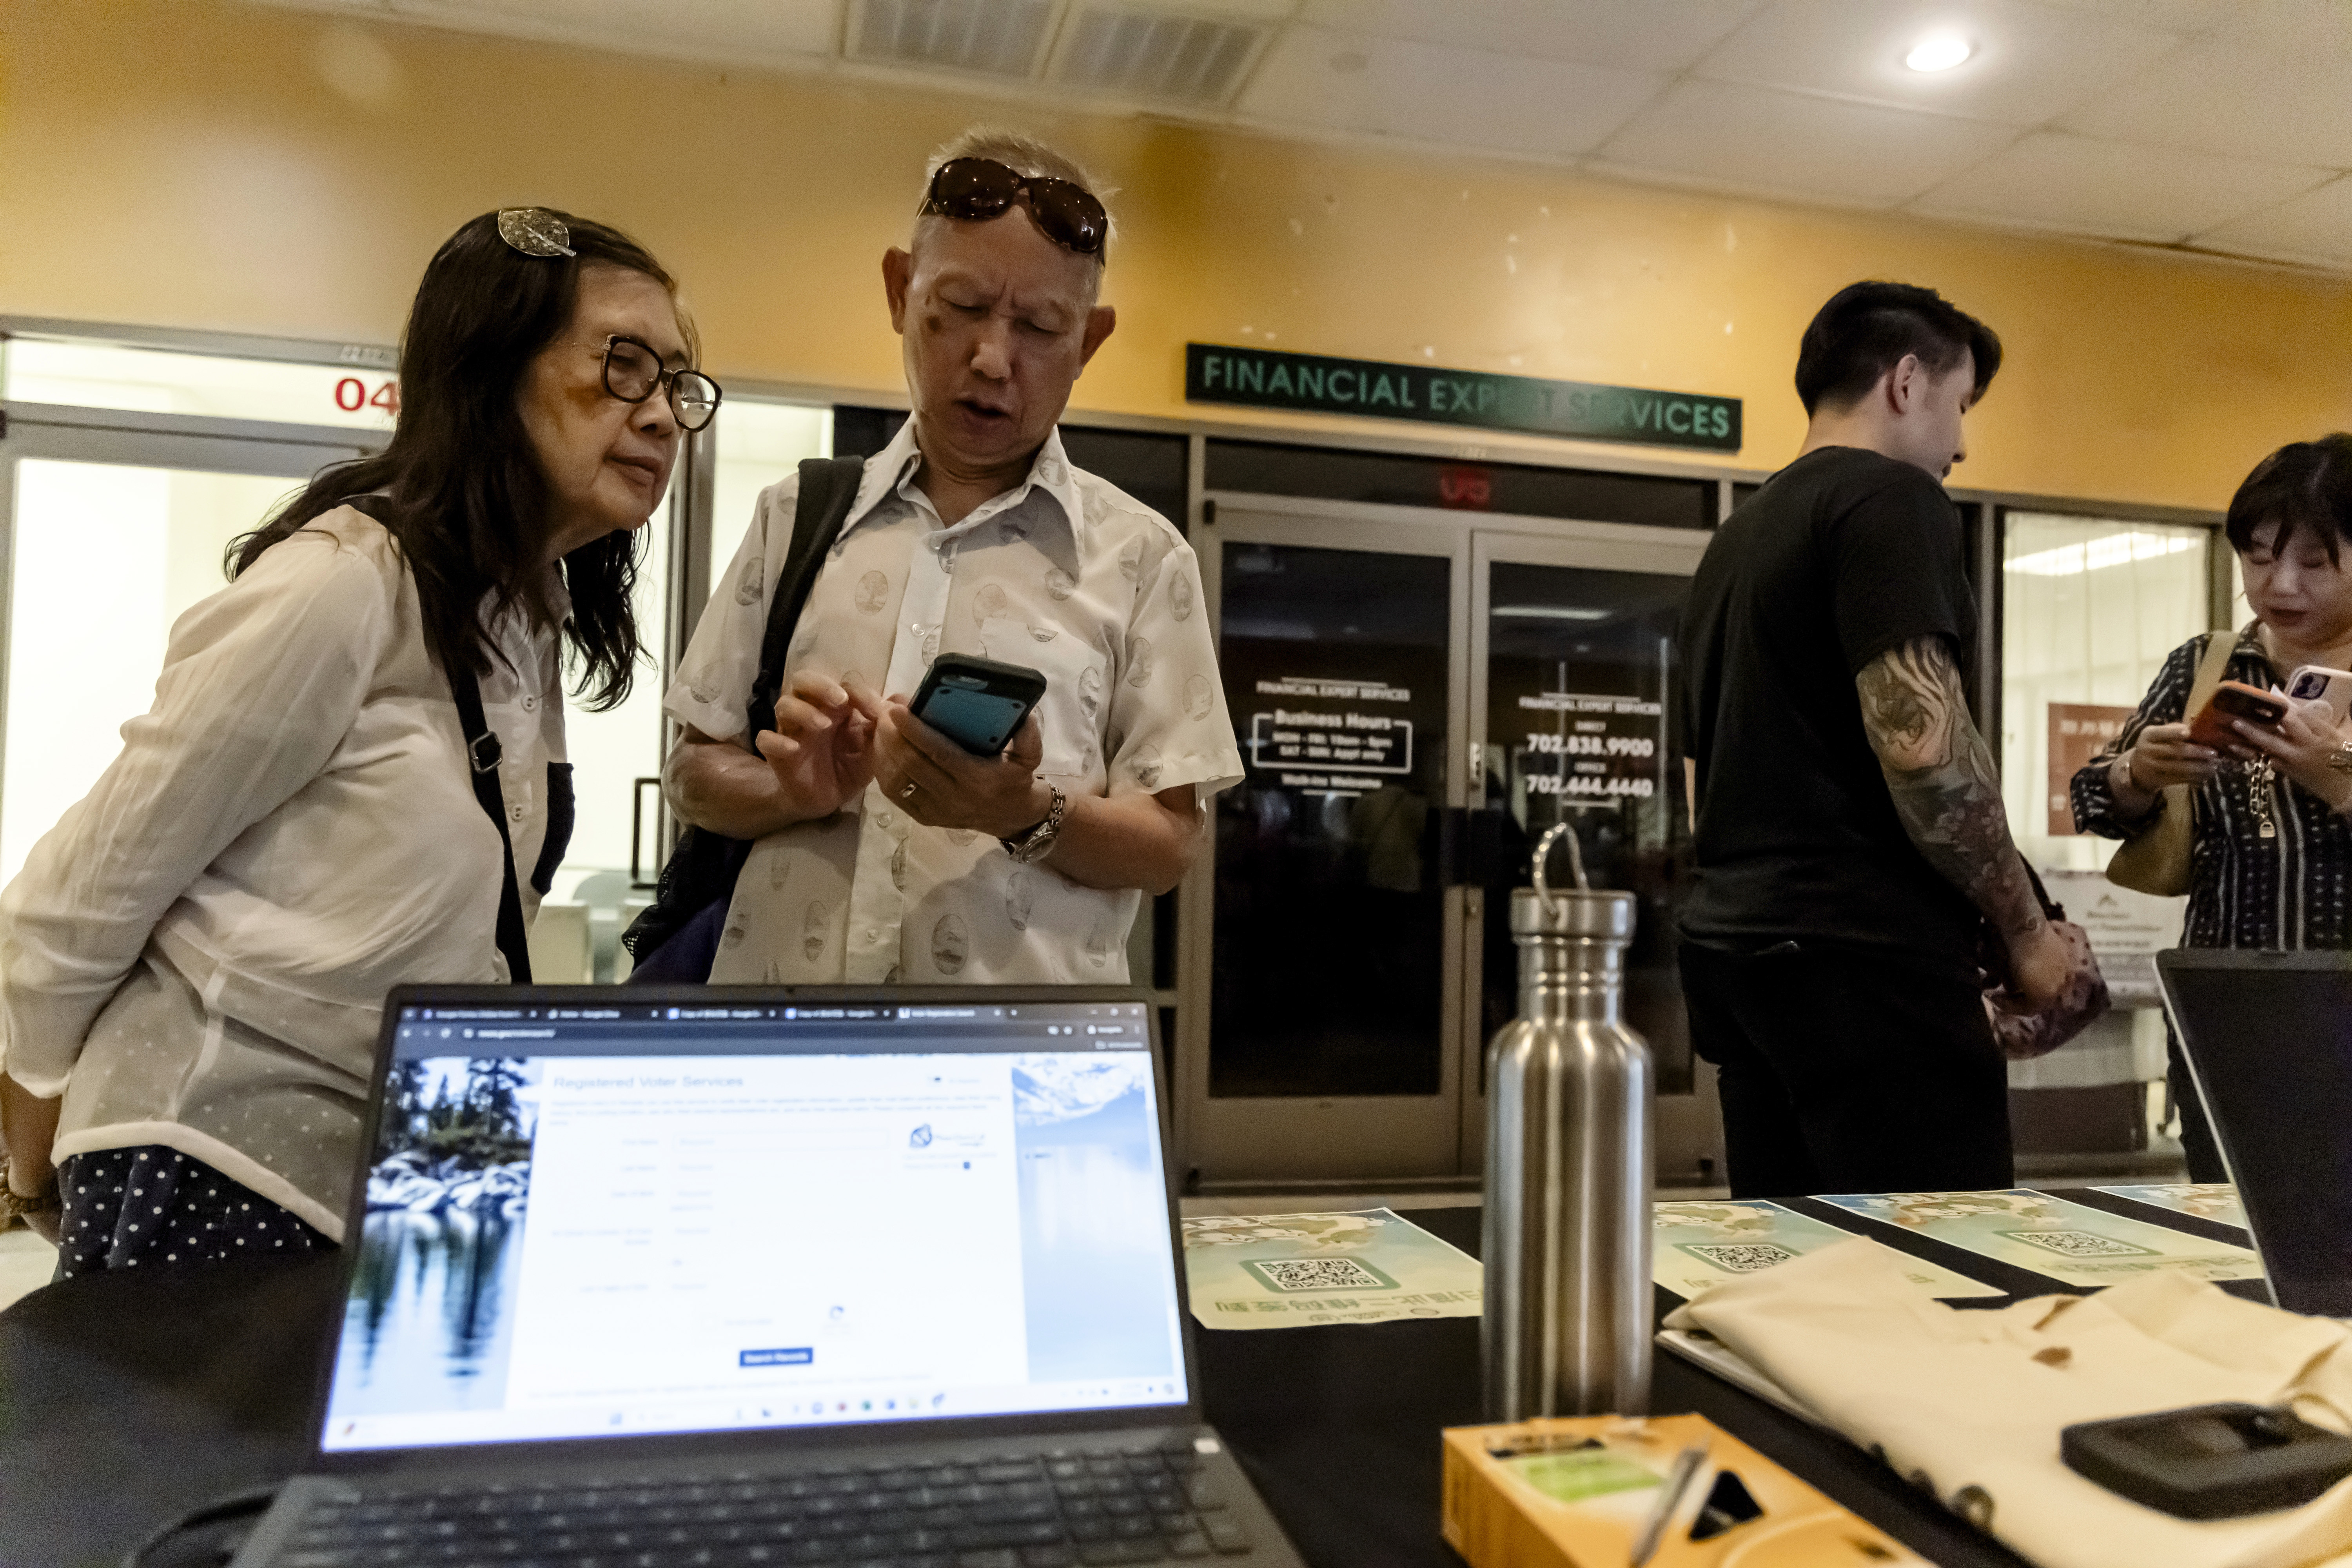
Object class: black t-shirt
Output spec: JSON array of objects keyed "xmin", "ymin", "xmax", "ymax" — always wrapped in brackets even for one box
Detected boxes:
[{"xmin": 1676, "ymin": 445, "xmax": 1981, "ymax": 961}]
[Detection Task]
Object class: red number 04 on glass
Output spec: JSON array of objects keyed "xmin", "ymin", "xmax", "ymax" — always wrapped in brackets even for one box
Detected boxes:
[{"xmin": 333, "ymin": 377, "xmax": 401, "ymax": 416}]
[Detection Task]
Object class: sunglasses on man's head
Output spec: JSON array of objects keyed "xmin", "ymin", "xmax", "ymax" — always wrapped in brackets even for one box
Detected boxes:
[{"xmin": 919, "ymin": 157, "xmax": 1108, "ymax": 258}]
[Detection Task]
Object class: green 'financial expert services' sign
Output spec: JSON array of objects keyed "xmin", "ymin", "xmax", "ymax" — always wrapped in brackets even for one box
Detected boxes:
[{"xmin": 1185, "ymin": 343, "xmax": 1741, "ymax": 454}]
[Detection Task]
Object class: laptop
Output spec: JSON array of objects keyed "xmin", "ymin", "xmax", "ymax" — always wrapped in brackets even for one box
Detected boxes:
[
  {"xmin": 2158, "ymin": 949, "xmax": 2352, "ymax": 1317},
  {"xmin": 230, "ymin": 985, "xmax": 1303, "ymax": 1568}
]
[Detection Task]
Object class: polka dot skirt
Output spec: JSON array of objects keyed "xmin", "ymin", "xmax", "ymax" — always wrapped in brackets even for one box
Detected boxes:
[{"xmin": 54, "ymin": 1145, "xmax": 333, "ymax": 1280}]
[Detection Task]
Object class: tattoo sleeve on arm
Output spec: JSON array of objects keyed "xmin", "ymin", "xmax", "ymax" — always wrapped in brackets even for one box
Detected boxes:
[{"xmin": 1857, "ymin": 637, "xmax": 2045, "ymax": 941}]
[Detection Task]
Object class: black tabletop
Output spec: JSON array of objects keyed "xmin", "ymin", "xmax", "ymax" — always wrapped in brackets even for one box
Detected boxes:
[
  {"xmin": 1198, "ymin": 1207, "xmax": 2029, "ymax": 1568},
  {"xmin": 0, "ymin": 1204, "xmax": 2050, "ymax": 1568}
]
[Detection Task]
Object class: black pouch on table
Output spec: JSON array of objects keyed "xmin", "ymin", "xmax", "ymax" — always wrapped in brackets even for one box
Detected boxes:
[{"xmin": 622, "ymin": 456, "xmax": 865, "ymax": 980}]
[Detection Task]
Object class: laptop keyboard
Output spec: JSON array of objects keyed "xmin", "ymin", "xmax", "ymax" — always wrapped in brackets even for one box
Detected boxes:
[{"xmin": 275, "ymin": 1437, "xmax": 1255, "ymax": 1568}]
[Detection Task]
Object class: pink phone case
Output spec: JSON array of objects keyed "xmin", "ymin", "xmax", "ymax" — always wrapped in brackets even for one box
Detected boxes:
[{"xmin": 2287, "ymin": 665, "xmax": 2352, "ymax": 724}]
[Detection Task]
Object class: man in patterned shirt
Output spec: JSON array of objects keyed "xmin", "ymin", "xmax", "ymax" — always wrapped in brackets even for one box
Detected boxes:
[{"xmin": 662, "ymin": 129, "xmax": 1243, "ymax": 984}]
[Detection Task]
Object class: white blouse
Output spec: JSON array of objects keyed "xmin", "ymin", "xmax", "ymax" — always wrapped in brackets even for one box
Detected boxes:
[{"xmin": 0, "ymin": 508, "xmax": 566, "ymax": 1240}]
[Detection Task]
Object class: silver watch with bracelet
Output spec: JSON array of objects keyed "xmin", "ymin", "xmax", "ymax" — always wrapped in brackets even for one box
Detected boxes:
[{"xmin": 1000, "ymin": 784, "xmax": 1068, "ymax": 866}]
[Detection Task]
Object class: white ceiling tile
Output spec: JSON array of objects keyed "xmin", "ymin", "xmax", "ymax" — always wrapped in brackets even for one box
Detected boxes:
[
  {"xmin": 2195, "ymin": 174, "xmax": 2352, "ymax": 265},
  {"xmin": 2019, "ymin": 0, "xmax": 2257, "ymax": 34},
  {"xmin": 1910, "ymin": 131, "xmax": 2332, "ymax": 241},
  {"xmin": 2058, "ymin": 38, "xmax": 2352, "ymax": 167},
  {"xmin": 1693, "ymin": 0, "xmax": 2181, "ymax": 127},
  {"xmin": 1294, "ymin": 0, "xmax": 1766, "ymax": 73},
  {"xmin": 1236, "ymin": 24, "xmax": 1666, "ymax": 158},
  {"xmin": 1592, "ymin": 78, "xmax": 2021, "ymax": 205},
  {"xmin": 388, "ymin": 0, "xmax": 842, "ymax": 60},
  {"xmin": 2031, "ymin": 0, "xmax": 2352, "ymax": 54}
]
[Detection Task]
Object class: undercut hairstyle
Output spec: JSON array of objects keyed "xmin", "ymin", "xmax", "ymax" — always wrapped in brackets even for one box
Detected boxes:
[
  {"xmin": 914, "ymin": 125, "xmax": 1117, "ymax": 267},
  {"xmin": 1793, "ymin": 281, "xmax": 2002, "ymax": 417},
  {"xmin": 230, "ymin": 210, "xmax": 692, "ymax": 711},
  {"xmin": 2225, "ymin": 433, "xmax": 2352, "ymax": 565}
]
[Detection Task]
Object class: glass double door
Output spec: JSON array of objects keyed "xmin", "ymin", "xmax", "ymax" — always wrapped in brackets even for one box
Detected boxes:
[
  {"xmin": 1178, "ymin": 496, "xmax": 1711, "ymax": 1185},
  {"xmin": 0, "ymin": 412, "xmax": 373, "ymax": 884}
]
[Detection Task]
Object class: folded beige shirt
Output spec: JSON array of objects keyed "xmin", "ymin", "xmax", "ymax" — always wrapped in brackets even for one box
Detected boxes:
[{"xmin": 1662, "ymin": 1239, "xmax": 2352, "ymax": 1568}]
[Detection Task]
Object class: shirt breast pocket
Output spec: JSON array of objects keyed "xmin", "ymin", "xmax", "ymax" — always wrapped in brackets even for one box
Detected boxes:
[{"xmin": 980, "ymin": 615, "xmax": 1103, "ymax": 784}]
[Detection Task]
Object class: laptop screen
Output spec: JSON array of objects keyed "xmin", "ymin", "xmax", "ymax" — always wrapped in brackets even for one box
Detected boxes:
[
  {"xmin": 319, "ymin": 997, "xmax": 1189, "ymax": 1453},
  {"xmin": 2161, "ymin": 952, "xmax": 2352, "ymax": 1317}
]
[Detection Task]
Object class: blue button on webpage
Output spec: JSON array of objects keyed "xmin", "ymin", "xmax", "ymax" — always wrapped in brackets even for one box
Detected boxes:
[{"xmin": 740, "ymin": 1347, "xmax": 813, "ymax": 1367}]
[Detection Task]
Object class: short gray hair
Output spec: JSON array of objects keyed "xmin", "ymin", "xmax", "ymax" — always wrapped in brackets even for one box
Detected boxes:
[{"xmin": 915, "ymin": 126, "xmax": 1116, "ymax": 267}]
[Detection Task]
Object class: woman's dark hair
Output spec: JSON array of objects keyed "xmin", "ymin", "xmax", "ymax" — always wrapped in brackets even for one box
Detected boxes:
[
  {"xmin": 231, "ymin": 209, "xmax": 693, "ymax": 710},
  {"xmin": 1793, "ymin": 281, "xmax": 2002, "ymax": 417},
  {"xmin": 2226, "ymin": 434, "xmax": 2352, "ymax": 565}
]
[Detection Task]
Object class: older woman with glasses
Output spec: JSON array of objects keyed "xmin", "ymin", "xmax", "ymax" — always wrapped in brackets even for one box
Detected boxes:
[{"xmin": 0, "ymin": 208, "xmax": 719, "ymax": 1271}]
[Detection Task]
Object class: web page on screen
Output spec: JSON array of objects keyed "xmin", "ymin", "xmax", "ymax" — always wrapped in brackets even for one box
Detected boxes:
[{"xmin": 322, "ymin": 1003, "xmax": 1185, "ymax": 1452}]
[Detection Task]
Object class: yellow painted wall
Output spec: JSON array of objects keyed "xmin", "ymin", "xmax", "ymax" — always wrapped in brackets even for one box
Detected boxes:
[{"xmin": 6, "ymin": 0, "xmax": 2350, "ymax": 510}]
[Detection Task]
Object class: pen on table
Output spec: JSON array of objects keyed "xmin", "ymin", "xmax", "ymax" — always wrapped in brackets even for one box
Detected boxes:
[{"xmin": 1628, "ymin": 1438, "xmax": 1711, "ymax": 1568}]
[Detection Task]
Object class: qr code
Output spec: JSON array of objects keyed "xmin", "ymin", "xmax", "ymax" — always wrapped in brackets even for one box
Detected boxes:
[
  {"xmin": 2001, "ymin": 1229, "xmax": 2154, "ymax": 1259},
  {"xmin": 1683, "ymin": 1242, "xmax": 1800, "ymax": 1273},
  {"xmin": 1250, "ymin": 1258, "xmax": 1390, "ymax": 1292}
]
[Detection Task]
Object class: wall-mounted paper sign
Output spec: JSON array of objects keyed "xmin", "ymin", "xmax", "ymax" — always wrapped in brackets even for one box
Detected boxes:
[
  {"xmin": 2036, "ymin": 869, "xmax": 2185, "ymax": 1007},
  {"xmin": 2047, "ymin": 703, "xmax": 2135, "ymax": 835}
]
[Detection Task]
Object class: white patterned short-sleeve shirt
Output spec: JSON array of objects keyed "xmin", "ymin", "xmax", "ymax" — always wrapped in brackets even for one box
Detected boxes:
[{"xmin": 665, "ymin": 423, "xmax": 1243, "ymax": 984}]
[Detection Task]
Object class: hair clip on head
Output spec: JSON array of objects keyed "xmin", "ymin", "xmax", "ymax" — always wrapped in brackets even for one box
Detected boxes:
[{"xmin": 497, "ymin": 209, "xmax": 575, "ymax": 258}]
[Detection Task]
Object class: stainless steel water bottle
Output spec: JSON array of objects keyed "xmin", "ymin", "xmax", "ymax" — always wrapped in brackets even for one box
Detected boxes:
[{"xmin": 1483, "ymin": 822, "xmax": 1654, "ymax": 1421}]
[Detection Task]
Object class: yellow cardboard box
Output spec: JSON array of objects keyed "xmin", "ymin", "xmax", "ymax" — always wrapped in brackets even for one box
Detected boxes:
[{"xmin": 1441, "ymin": 1413, "xmax": 1934, "ymax": 1567}]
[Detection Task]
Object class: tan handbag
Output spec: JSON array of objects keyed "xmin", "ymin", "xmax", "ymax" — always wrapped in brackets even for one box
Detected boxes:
[{"xmin": 2105, "ymin": 630, "xmax": 2238, "ymax": 897}]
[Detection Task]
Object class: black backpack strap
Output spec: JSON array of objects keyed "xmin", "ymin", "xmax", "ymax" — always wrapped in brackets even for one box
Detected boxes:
[
  {"xmin": 746, "ymin": 456, "xmax": 867, "ymax": 739},
  {"xmin": 619, "ymin": 456, "xmax": 866, "ymax": 976},
  {"xmin": 446, "ymin": 658, "xmax": 534, "ymax": 985}
]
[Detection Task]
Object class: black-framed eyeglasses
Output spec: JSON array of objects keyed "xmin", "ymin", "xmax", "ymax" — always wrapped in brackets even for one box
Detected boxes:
[
  {"xmin": 919, "ymin": 157, "xmax": 1108, "ymax": 258},
  {"xmin": 577, "ymin": 335, "xmax": 723, "ymax": 432}
]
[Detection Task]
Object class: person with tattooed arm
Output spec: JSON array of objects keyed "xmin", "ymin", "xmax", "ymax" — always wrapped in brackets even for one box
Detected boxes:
[{"xmin": 1675, "ymin": 281, "xmax": 2067, "ymax": 1199}]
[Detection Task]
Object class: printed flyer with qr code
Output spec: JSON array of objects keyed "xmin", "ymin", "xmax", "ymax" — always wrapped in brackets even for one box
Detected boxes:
[
  {"xmin": 1814, "ymin": 1189, "xmax": 2265, "ymax": 1289},
  {"xmin": 1652, "ymin": 1200, "xmax": 2003, "ymax": 1300},
  {"xmin": 1178, "ymin": 1210, "xmax": 1483, "ymax": 1329},
  {"xmin": 2093, "ymin": 1182, "xmax": 2249, "ymax": 1230}
]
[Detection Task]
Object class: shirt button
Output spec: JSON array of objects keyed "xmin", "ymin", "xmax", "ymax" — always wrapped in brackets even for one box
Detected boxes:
[
  {"xmin": 521, "ymin": 696, "xmax": 537, "ymax": 712},
  {"xmin": 510, "ymin": 805, "xmax": 525, "ymax": 822},
  {"xmin": 864, "ymin": 929, "xmax": 879, "ymax": 943}
]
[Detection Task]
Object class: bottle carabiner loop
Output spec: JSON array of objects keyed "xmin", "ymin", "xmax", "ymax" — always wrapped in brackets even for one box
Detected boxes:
[{"xmin": 1531, "ymin": 820, "xmax": 1590, "ymax": 912}]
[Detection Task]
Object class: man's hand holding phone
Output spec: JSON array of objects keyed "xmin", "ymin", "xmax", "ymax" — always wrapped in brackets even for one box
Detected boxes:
[
  {"xmin": 754, "ymin": 670, "xmax": 882, "ymax": 821},
  {"xmin": 874, "ymin": 697, "xmax": 1052, "ymax": 838}
]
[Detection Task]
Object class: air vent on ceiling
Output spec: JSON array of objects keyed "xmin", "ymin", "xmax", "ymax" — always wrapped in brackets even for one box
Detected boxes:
[
  {"xmin": 851, "ymin": 0, "xmax": 1058, "ymax": 78},
  {"xmin": 1052, "ymin": 6, "xmax": 1266, "ymax": 104}
]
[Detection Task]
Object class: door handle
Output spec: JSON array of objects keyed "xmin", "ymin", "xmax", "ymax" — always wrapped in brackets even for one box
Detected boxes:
[{"xmin": 630, "ymin": 776, "xmax": 664, "ymax": 888}]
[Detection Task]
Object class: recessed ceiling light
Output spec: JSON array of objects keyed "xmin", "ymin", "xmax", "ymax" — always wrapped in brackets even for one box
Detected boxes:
[{"xmin": 1906, "ymin": 34, "xmax": 1973, "ymax": 72}]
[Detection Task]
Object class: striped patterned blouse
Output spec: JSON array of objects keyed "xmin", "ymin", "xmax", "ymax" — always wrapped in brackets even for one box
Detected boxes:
[{"xmin": 2072, "ymin": 625, "xmax": 2352, "ymax": 951}]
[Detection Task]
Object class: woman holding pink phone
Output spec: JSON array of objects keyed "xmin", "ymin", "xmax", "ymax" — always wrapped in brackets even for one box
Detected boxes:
[{"xmin": 2074, "ymin": 433, "xmax": 2352, "ymax": 1180}]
